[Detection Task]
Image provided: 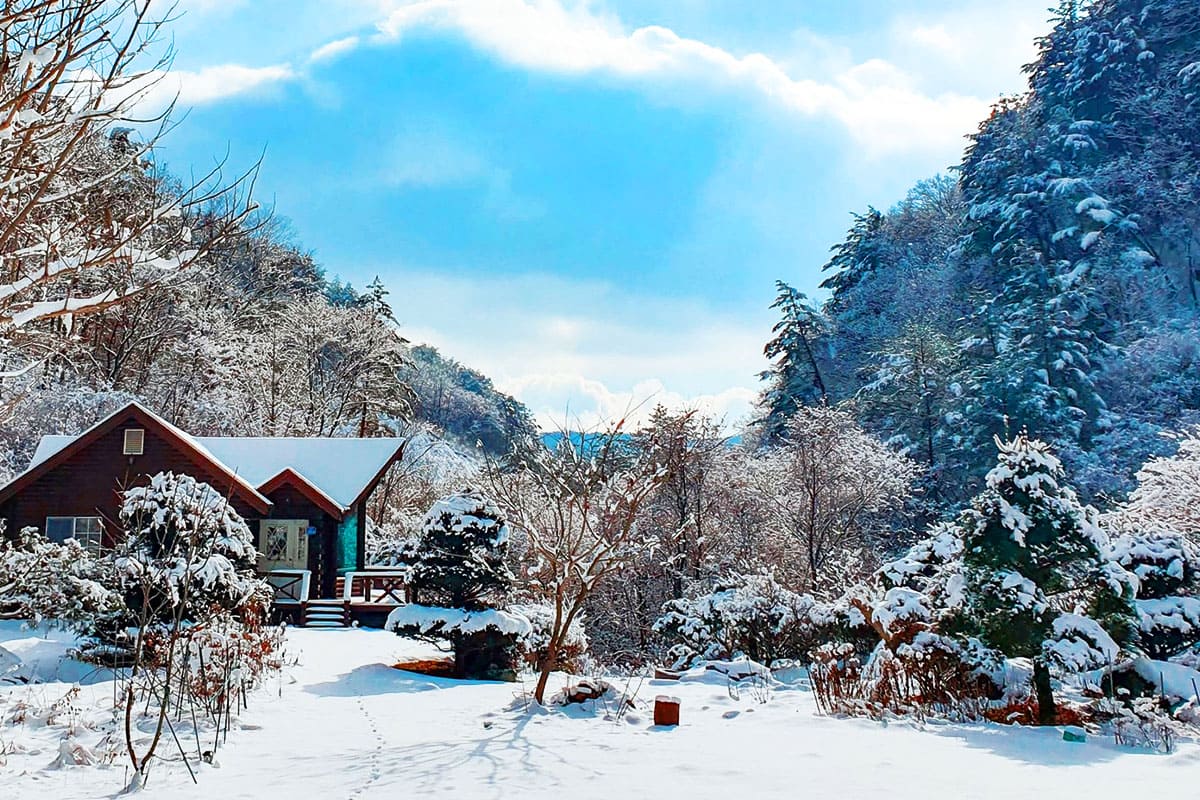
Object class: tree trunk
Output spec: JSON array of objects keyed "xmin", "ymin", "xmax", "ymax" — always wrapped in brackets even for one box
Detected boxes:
[
  {"xmin": 1033, "ymin": 660, "xmax": 1056, "ymax": 724},
  {"xmin": 533, "ymin": 638, "xmax": 558, "ymax": 704}
]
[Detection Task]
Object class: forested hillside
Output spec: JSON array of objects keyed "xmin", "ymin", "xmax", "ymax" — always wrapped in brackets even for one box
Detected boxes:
[
  {"xmin": 760, "ymin": 0, "xmax": 1200, "ymax": 511},
  {"xmin": 0, "ymin": 152, "xmax": 537, "ymax": 480}
]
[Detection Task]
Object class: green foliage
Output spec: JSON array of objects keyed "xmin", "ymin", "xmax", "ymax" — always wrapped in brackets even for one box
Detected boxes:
[
  {"xmin": 953, "ymin": 436, "xmax": 1137, "ymax": 662},
  {"xmin": 410, "ymin": 489, "xmax": 514, "ymax": 611}
]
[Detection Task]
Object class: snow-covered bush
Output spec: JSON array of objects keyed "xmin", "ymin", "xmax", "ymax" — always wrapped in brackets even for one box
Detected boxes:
[
  {"xmin": 170, "ymin": 611, "xmax": 287, "ymax": 717},
  {"xmin": 115, "ymin": 472, "xmax": 270, "ymax": 626},
  {"xmin": 386, "ymin": 605, "xmax": 529, "ymax": 680},
  {"xmin": 0, "ymin": 526, "xmax": 123, "ymax": 633},
  {"xmin": 1136, "ymin": 597, "xmax": 1200, "ymax": 660},
  {"xmin": 1108, "ymin": 527, "xmax": 1198, "ymax": 599},
  {"xmin": 654, "ymin": 573, "xmax": 832, "ymax": 668},
  {"xmin": 809, "ymin": 630, "xmax": 1004, "ymax": 720},
  {"xmin": 389, "ymin": 489, "xmax": 522, "ymax": 680},
  {"xmin": 409, "ymin": 489, "xmax": 512, "ymax": 608},
  {"xmin": 1106, "ymin": 494, "xmax": 1200, "ymax": 660},
  {"xmin": 508, "ymin": 602, "xmax": 588, "ymax": 672},
  {"xmin": 365, "ymin": 526, "xmax": 421, "ymax": 569}
]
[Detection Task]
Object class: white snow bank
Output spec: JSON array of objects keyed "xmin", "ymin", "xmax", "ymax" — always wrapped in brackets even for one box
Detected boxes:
[
  {"xmin": 385, "ymin": 605, "xmax": 532, "ymax": 637},
  {"xmin": 0, "ymin": 643, "xmax": 20, "ymax": 680},
  {"xmin": 1131, "ymin": 657, "xmax": 1200, "ymax": 701}
]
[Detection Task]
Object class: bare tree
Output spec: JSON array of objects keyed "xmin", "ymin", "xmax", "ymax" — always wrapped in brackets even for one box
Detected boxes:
[
  {"xmin": 485, "ymin": 421, "xmax": 664, "ymax": 703},
  {"xmin": 0, "ymin": 1, "xmax": 257, "ymax": 344},
  {"xmin": 752, "ymin": 405, "xmax": 918, "ymax": 595}
]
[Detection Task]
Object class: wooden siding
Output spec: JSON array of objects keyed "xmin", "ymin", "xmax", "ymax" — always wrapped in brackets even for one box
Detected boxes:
[
  {"xmin": 0, "ymin": 411, "xmax": 262, "ymax": 548},
  {"xmin": 259, "ymin": 485, "xmax": 341, "ymax": 598}
]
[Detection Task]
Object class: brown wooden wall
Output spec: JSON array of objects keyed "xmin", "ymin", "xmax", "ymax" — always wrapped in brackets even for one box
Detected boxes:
[{"xmin": 0, "ymin": 411, "xmax": 262, "ymax": 548}]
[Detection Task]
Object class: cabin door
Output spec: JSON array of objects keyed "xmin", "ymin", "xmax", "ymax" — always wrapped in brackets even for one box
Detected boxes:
[{"xmin": 257, "ymin": 519, "xmax": 309, "ymax": 572}]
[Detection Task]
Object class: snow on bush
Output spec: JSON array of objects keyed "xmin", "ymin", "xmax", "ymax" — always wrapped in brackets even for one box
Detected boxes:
[
  {"xmin": 385, "ymin": 605, "xmax": 532, "ymax": 638},
  {"xmin": 1044, "ymin": 613, "xmax": 1121, "ymax": 672},
  {"xmin": 871, "ymin": 588, "xmax": 932, "ymax": 641},
  {"xmin": 654, "ymin": 572, "xmax": 831, "ymax": 668},
  {"xmin": 0, "ymin": 526, "xmax": 123, "ymax": 632},
  {"xmin": 1136, "ymin": 597, "xmax": 1200, "ymax": 659},
  {"xmin": 409, "ymin": 488, "xmax": 512, "ymax": 608},
  {"xmin": 879, "ymin": 523, "xmax": 963, "ymax": 593},
  {"xmin": 116, "ymin": 472, "xmax": 269, "ymax": 624},
  {"xmin": 1107, "ymin": 526, "xmax": 1197, "ymax": 598}
]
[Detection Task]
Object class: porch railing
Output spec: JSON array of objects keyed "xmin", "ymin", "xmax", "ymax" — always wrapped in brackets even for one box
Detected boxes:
[
  {"xmin": 339, "ymin": 570, "xmax": 409, "ymax": 605},
  {"xmin": 264, "ymin": 568, "xmax": 311, "ymax": 604}
]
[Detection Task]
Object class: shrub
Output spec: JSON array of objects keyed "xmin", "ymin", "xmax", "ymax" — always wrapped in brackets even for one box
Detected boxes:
[
  {"xmin": 654, "ymin": 572, "xmax": 833, "ymax": 668},
  {"xmin": 116, "ymin": 472, "xmax": 270, "ymax": 627},
  {"xmin": 389, "ymin": 489, "xmax": 522, "ymax": 680},
  {"xmin": 0, "ymin": 526, "xmax": 124, "ymax": 633}
]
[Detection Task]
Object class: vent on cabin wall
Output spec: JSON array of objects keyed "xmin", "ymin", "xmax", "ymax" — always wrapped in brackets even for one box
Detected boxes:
[{"xmin": 123, "ymin": 428, "xmax": 145, "ymax": 456}]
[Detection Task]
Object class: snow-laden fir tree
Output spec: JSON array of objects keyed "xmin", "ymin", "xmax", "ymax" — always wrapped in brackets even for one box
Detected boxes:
[
  {"xmin": 409, "ymin": 489, "xmax": 513, "ymax": 609},
  {"xmin": 758, "ymin": 282, "xmax": 831, "ymax": 444},
  {"xmin": 951, "ymin": 434, "xmax": 1137, "ymax": 723},
  {"xmin": 387, "ymin": 489, "xmax": 528, "ymax": 680}
]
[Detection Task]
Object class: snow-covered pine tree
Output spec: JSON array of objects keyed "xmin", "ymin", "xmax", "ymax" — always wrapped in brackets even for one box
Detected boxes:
[
  {"xmin": 410, "ymin": 489, "xmax": 513, "ymax": 610},
  {"xmin": 953, "ymin": 434, "xmax": 1136, "ymax": 723},
  {"xmin": 388, "ymin": 489, "xmax": 527, "ymax": 680}
]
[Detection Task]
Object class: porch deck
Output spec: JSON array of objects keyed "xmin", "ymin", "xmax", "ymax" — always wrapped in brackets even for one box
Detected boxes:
[{"xmin": 265, "ymin": 568, "xmax": 409, "ymax": 628}]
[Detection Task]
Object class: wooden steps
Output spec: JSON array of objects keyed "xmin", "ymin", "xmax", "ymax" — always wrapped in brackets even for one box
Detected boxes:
[{"xmin": 301, "ymin": 598, "xmax": 351, "ymax": 628}]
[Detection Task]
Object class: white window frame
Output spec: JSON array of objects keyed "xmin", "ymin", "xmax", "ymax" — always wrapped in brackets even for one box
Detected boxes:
[
  {"xmin": 45, "ymin": 516, "xmax": 104, "ymax": 555},
  {"xmin": 123, "ymin": 428, "xmax": 145, "ymax": 455}
]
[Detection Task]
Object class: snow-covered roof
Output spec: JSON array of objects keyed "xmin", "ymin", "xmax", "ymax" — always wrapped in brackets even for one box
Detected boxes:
[
  {"xmin": 29, "ymin": 427, "xmax": 404, "ymax": 513},
  {"xmin": 196, "ymin": 437, "xmax": 403, "ymax": 510}
]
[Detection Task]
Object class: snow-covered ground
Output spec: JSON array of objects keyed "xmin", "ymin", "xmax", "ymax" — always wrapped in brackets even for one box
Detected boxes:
[{"xmin": 2, "ymin": 622, "xmax": 1198, "ymax": 799}]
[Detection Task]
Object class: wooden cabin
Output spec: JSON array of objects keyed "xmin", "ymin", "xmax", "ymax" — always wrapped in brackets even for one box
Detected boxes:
[{"xmin": 0, "ymin": 402, "xmax": 407, "ymax": 625}]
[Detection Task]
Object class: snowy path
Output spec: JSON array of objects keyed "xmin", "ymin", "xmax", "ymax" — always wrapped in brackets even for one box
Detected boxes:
[{"xmin": 3, "ymin": 626, "xmax": 1199, "ymax": 799}]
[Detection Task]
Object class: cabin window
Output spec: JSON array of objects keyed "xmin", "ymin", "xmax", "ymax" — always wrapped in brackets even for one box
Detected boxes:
[
  {"xmin": 45, "ymin": 516, "xmax": 104, "ymax": 555},
  {"xmin": 123, "ymin": 428, "xmax": 145, "ymax": 455}
]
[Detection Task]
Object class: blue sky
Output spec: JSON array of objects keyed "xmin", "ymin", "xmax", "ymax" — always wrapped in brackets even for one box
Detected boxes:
[{"xmin": 154, "ymin": 0, "xmax": 1052, "ymax": 429}]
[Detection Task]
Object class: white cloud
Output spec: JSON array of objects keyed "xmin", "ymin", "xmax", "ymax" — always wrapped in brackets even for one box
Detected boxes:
[
  {"xmin": 370, "ymin": 0, "xmax": 993, "ymax": 156},
  {"xmin": 125, "ymin": 63, "xmax": 295, "ymax": 114},
  {"xmin": 887, "ymin": 4, "xmax": 1045, "ymax": 97},
  {"xmin": 310, "ymin": 36, "xmax": 361, "ymax": 63},
  {"xmin": 382, "ymin": 268, "xmax": 768, "ymax": 431},
  {"xmin": 171, "ymin": 63, "xmax": 296, "ymax": 105}
]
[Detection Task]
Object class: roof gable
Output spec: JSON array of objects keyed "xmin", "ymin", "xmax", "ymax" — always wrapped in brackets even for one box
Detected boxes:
[
  {"xmin": 0, "ymin": 403, "xmax": 273, "ymax": 514},
  {"xmin": 17, "ymin": 407, "xmax": 405, "ymax": 517},
  {"xmin": 193, "ymin": 437, "xmax": 404, "ymax": 511}
]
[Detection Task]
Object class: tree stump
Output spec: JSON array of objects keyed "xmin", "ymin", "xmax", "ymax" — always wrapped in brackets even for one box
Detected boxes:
[{"xmin": 654, "ymin": 695, "xmax": 680, "ymax": 726}]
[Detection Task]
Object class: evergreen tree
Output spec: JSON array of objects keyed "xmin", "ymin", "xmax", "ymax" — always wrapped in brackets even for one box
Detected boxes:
[
  {"xmin": 952, "ymin": 435, "xmax": 1136, "ymax": 723},
  {"xmin": 391, "ymin": 489, "xmax": 524, "ymax": 680},
  {"xmin": 410, "ymin": 489, "xmax": 513, "ymax": 610},
  {"xmin": 759, "ymin": 282, "xmax": 831, "ymax": 443}
]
